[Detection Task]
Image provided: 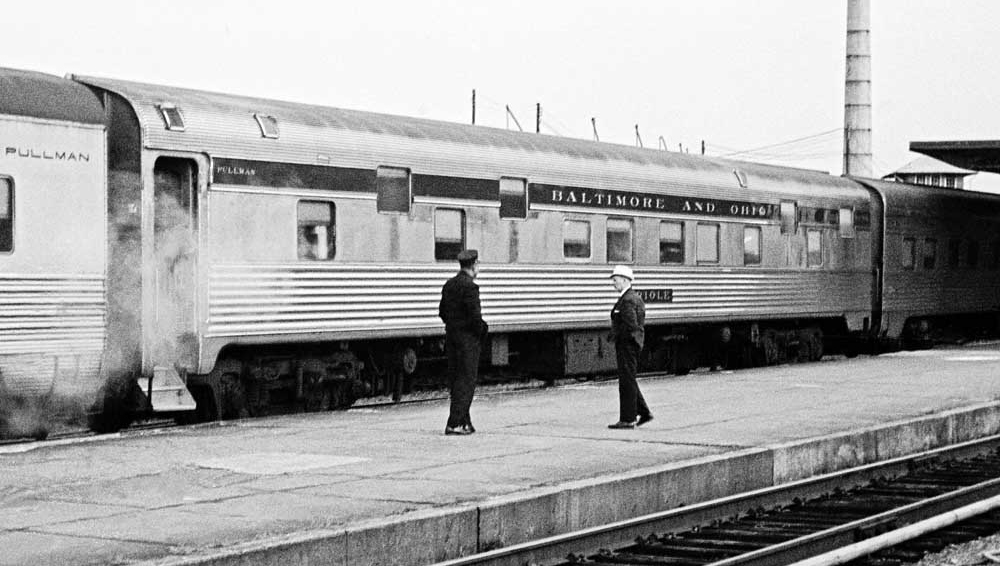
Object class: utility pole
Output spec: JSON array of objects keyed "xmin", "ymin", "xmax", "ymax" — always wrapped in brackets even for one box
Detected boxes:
[
  {"xmin": 506, "ymin": 105, "xmax": 523, "ymax": 132},
  {"xmin": 635, "ymin": 125, "xmax": 643, "ymax": 148},
  {"xmin": 536, "ymin": 103, "xmax": 541, "ymax": 133},
  {"xmin": 843, "ymin": 0, "xmax": 873, "ymax": 177},
  {"xmin": 471, "ymin": 89, "xmax": 476, "ymax": 125},
  {"xmin": 658, "ymin": 136, "xmax": 667, "ymax": 151},
  {"xmin": 591, "ymin": 118, "xmax": 600, "ymax": 142}
]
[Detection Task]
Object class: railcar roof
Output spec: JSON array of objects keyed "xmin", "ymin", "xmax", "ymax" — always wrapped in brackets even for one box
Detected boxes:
[
  {"xmin": 853, "ymin": 177, "xmax": 1000, "ymax": 218},
  {"xmin": 73, "ymin": 73, "xmax": 862, "ymax": 198},
  {"xmin": 0, "ymin": 68, "xmax": 104, "ymax": 125}
]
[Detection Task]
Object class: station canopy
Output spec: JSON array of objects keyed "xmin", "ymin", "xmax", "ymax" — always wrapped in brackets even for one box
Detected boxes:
[{"xmin": 910, "ymin": 140, "xmax": 1000, "ymax": 174}]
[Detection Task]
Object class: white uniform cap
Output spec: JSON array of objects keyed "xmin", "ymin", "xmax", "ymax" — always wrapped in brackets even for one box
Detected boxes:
[{"xmin": 610, "ymin": 265, "xmax": 634, "ymax": 280}]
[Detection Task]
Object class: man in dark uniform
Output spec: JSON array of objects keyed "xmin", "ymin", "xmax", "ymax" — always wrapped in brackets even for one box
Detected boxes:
[
  {"xmin": 607, "ymin": 265, "xmax": 654, "ymax": 429},
  {"xmin": 439, "ymin": 249, "xmax": 488, "ymax": 435}
]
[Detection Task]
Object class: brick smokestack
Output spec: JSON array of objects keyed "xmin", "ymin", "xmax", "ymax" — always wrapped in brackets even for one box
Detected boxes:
[{"xmin": 843, "ymin": 0, "xmax": 872, "ymax": 177}]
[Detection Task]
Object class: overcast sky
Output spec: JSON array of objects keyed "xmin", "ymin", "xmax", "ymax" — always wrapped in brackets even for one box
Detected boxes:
[{"xmin": 5, "ymin": 0, "xmax": 999, "ymax": 189}]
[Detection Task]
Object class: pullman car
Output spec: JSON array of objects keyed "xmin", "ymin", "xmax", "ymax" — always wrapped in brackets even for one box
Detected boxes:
[{"xmin": 1, "ymin": 67, "xmax": 998, "ymax": 436}]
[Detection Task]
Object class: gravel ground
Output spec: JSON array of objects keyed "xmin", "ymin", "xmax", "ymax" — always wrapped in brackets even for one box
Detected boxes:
[{"xmin": 913, "ymin": 533, "xmax": 1000, "ymax": 566}]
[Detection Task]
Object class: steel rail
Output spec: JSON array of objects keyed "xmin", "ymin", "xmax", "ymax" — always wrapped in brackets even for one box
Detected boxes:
[{"xmin": 428, "ymin": 434, "xmax": 1000, "ymax": 566}]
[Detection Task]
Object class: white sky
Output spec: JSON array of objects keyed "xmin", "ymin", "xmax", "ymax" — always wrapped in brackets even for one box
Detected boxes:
[{"xmin": 5, "ymin": 0, "xmax": 1000, "ymax": 189}]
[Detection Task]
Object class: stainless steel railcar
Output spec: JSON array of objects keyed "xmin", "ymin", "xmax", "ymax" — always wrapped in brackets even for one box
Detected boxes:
[{"xmin": 1, "ymin": 67, "xmax": 997, "ymax": 435}]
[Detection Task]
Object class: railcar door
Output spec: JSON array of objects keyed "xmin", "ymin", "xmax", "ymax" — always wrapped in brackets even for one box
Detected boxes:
[{"xmin": 150, "ymin": 156, "xmax": 199, "ymax": 371}]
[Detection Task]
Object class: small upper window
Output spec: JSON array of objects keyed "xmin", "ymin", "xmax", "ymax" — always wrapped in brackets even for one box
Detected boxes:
[
  {"xmin": 297, "ymin": 201, "xmax": 335, "ymax": 260},
  {"xmin": 696, "ymin": 223, "xmax": 719, "ymax": 263},
  {"xmin": 743, "ymin": 226, "xmax": 761, "ymax": 265},
  {"xmin": 434, "ymin": 208, "xmax": 465, "ymax": 261},
  {"xmin": 780, "ymin": 201, "xmax": 797, "ymax": 235},
  {"xmin": 499, "ymin": 177, "xmax": 527, "ymax": 219},
  {"xmin": 606, "ymin": 218, "xmax": 633, "ymax": 263},
  {"xmin": 659, "ymin": 221, "xmax": 684, "ymax": 264},
  {"xmin": 0, "ymin": 178, "xmax": 12, "ymax": 252},
  {"xmin": 254, "ymin": 114, "xmax": 280, "ymax": 139},
  {"xmin": 563, "ymin": 220, "xmax": 591, "ymax": 259},
  {"xmin": 377, "ymin": 166, "xmax": 411, "ymax": 213},
  {"xmin": 838, "ymin": 207, "xmax": 855, "ymax": 238},
  {"xmin": 156, "ymin": 103, "xmax": 186, "ymax": 131},
  {"xmin": 807, "ymin": 229, "xmax": 823, "ymax": 267},
  {"xmin": 923, "ymin": 238, "xmax": 937, "ymax": 269},
  {"xmin": 901, "ymin": 237, "xmax": 915, "ymax": 270}
]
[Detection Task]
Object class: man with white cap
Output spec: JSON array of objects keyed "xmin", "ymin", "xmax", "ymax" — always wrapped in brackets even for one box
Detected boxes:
[{"xmin": 607, "ymin": 265, "xmax": 653, "ymax": 429}]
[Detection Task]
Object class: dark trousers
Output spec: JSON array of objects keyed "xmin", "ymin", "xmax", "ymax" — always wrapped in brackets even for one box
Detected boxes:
[
  {"xmin": 446, "ymin": 331, "xmax": 480, "ymax": 428},
  {"xmin": 615, "ymin": 339, "xmax": 650, "ymax": 422}
]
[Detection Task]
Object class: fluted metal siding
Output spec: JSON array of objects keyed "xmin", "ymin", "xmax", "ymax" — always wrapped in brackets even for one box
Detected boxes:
[
  {"xmin": 883, "ymin": 272, "xmax": 1000, "ymax": 313},
  {"xmin": 73, "ymin": 75, "xmax": 870, "ymax": 206},
  {"xmin": 207, "ymin": 263, "xmax": 871, "ymax": 339},
  {"xmin": 0, "ymin": 275, "xmax": 106, "ymax": 395}
]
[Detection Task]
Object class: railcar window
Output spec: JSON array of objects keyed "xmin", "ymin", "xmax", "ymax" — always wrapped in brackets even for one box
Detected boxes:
[
  {"xmin": 376, "ymin": 166, "xmax": 411, "ymax": 213},
  {"xmin": 967, "ymin": 240, "xmax": 979, "ymax": 268},
  {"xmin": 780, "ymin": 201, "xmax": 797, "ymax": 235},
  {"xmin": 923, "ymin": 238, "xmax": 937, "ymax": 269},
  {"xmin": 254, "ymin": 114, "xmax": 280, "ymax": 139},
  {"xmin": 563, "ymin": 220, "xmax": 591, "ymax": 259},
  {"xmin": 434, "ymin": 208, "xmax": 465, "ymax": 261},
  {"xmin": 948, "ymin": 239, "xmax": 961, "ymax": 268},
  {"xmin": 0, "ymin": 178, "xmax": 11, "ymax": 252},
  {"xmin": 499, "ymin": 177, "xmax": 527, "ymax": 219},
  {"xmin": 806, "ymin": 229, "xmax": 823, "ymax": 267},
  {"xmin": 743, "ymin": 226, "xmax": 761, "ymax": 265},
  {"xmin": 297, "ymin": 201, "xmax": 336, "ymax": 260},
  {"xmin": 901, "ymin": 238, "xmax": 915, "ymax": 270},
  {"xmin": 156, "ymin": 103, "xmax": 185, "ymax": 131},
  {"xmin": 659, "ymin": 221, "xmax": 684, "ymax": 264},
  {"xmin": 606, "ymin": 218, "xmax": 633, "ymax": 262},
  {"xmin": 696, "ymin": 223, "xmax": 719, "ymax": 263},
  {"xmin": 838, "ymin": 208, "xmax": 855, "ymax": 238}
]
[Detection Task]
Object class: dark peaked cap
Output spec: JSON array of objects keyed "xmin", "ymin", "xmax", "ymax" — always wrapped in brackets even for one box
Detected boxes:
[{"xmin": 457, "ymin": 249, "xmax": 479, "ymax": 262}]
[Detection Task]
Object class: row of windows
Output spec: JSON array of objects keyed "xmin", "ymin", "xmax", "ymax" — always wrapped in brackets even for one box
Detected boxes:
[
  {"xmin": 295, "ymin": 200, "xmax": 826, "ymax": 267},
  {"xmin": 900, "ymin": 236, "xmax": 1000, "ymax": 270}
]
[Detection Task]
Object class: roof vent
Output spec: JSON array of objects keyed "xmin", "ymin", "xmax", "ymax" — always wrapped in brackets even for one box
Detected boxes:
[
  {"xmin": 156, "ymin": 103, "xmax": 185, "ymax": 131},
  {"xmin": 733, "ymin": 169, "xmax": 748, "ymax": 188},
  {"xmin": 254, "ymin": 114, "xmax": 279, "ymax": 139}
]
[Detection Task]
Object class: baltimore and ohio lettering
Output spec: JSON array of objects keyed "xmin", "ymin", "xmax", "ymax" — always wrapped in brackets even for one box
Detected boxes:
[
  {"xmin": 530, "ymin": 184, "xmax": 775, "ymax": 219},
  {"xmin": 3, "ymin": 146, "xmax": 90, "ymax": 162}
]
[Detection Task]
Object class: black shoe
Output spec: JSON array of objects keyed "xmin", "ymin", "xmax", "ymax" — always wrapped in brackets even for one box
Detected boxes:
[
  {"xmin": 637, "ymin": 414, "xmax": 654, "ymax": 427},
  {"xmin": 607, "ymin": 421, "xmax": 636, "ymax": 429},
  {"xmin": 445, "ymin": 425, "xmax": 473, "ymax": 435}
]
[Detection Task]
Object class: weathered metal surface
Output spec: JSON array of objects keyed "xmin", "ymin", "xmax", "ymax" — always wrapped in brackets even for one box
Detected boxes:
[{"xmin": 0, "ymin": 274, "xmax": 105, "ymax": 395}]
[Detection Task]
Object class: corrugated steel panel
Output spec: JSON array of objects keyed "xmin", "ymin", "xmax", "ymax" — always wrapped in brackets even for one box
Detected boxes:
[
  {"xmin": 73, "ymin": 75, "xmax": 868, "ymax": 205},
  {"xmin": 883, "ymin": 272, "xmax": 1000, "ymax": 314},
  {"xmin": 207, "ymin": 263, "xmax": 871, "ymax": 339},
  {"xmin": 0, "ymin": 275, "xmax": 106, "ymax": 396}
]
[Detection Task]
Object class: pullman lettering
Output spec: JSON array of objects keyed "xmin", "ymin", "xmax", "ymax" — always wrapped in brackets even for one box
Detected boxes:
[
  {"xmin": 532, "ymin": 184, "xmax": 775, "ymax": 220},
  {"xmin": 4, "ymin": 147, "xmax": 90, "ymax": 162},
  {"xmin": 215, "ymin": 165, "xmax": 257, "ymax": 177}
]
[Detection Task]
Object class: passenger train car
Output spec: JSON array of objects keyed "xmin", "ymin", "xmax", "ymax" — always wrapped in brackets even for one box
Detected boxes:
[{"xmin": 1, "ymin": 67, "xmax": 998, "ymax": 436}]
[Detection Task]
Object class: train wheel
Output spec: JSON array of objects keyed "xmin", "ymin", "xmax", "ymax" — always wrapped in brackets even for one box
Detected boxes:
[{"xmin": 760, "ymin": 330, "xmax": 779, "ymax": 366}]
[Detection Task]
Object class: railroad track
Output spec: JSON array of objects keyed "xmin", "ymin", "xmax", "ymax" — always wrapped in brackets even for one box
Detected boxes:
[{"xmin": 432, "ymin": 436, "xmax": 1000, "ymax": 566}]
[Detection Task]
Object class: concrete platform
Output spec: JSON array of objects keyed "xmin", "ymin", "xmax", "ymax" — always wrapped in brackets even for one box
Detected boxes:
[{"xmin": 2, "ymin": 342, "xmax": 1000, "ymax": 566}]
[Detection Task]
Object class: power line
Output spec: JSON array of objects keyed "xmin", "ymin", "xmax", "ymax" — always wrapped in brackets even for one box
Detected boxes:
[{"xmin": 718, "ymin": 128, "xmax": 841, "ymax": 158}]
